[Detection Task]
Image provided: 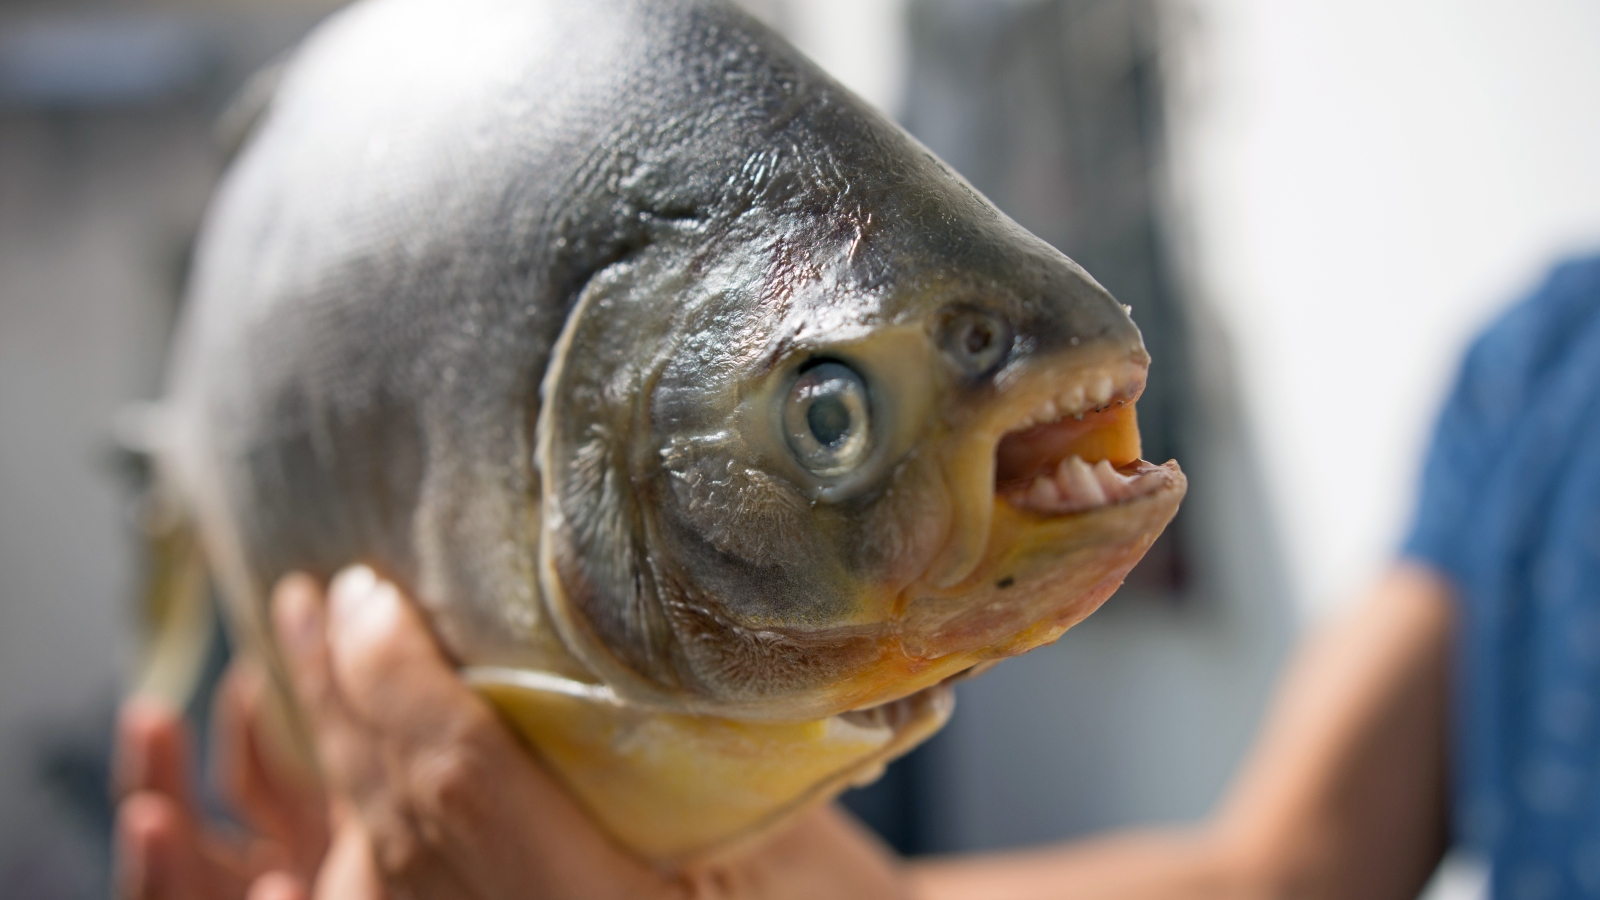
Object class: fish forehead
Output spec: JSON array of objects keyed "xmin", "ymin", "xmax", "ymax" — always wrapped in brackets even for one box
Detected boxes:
[{"xmin": 663, "ymin": 200, "xmax": 1125, "ymax": 383}]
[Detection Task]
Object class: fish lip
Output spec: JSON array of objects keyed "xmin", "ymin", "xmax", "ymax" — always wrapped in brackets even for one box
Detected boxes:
[
  {"xmin": 997, "ymin": 457, "xmax": 1176, "ymax": 518},
  {"xmin": 899, "ymin": 463, "xmax": 1186, "ymax": 657}
]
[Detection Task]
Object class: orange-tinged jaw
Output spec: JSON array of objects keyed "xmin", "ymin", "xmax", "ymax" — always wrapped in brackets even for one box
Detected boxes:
[{"xmin": 798, "ymin": 356, "xmax": 1186, "ymax": 717}]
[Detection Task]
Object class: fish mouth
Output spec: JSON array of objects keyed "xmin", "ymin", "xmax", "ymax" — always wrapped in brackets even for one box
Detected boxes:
[
  {"xmin": 854, "ymin": 350, "xmax": 1186, "ymax": 704},
  {"xmin": 920, "ymin": 349, "xmax": 1183, "ymax": 589},
  {"xmin": 991, "ymin": 363, "xmax": 1176, "ymax": 518}
]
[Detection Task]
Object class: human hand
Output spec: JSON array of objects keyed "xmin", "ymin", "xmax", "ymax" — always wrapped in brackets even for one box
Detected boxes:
[
  {"xmin": 114, "ymin": 658, "xmax": 328, "ymax": 899},
  {"xmin": 117, "ymin": 567, "xmax": 913, "ymax": 899}
]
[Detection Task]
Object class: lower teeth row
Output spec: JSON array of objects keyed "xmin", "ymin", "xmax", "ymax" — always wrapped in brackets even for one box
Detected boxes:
[{"xmin": 1012, "ymin": 456, "xmax": 1141, "ymax": 513}]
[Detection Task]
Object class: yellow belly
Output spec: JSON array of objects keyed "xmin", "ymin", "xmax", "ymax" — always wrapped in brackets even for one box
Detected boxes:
[{"xmin": 468, "ymin": 668, "xmax": 950, "ymax": 863}]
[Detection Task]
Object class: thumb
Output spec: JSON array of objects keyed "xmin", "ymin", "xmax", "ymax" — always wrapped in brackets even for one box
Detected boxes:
[
  {"xmin": 270, "ymin": 573, "xmax": 347, "ymax": 762},
  {"xmin": 299, "ymin": 566, "xmax": 485, "ymax": 753}
]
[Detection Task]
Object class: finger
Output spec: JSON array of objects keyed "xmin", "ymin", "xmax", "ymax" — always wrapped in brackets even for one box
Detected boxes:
[
  {"xmin": 272, "ymin": 572, "xmax": 366, "ymax": 781},
  {"xmin": 322, "ymin": 567, "xmax": 481, "ymax": 749},
  {"xmin": 213, "ymin": 659, "xmax": 329, "ymax": 875},
  {"xmin": 316, "ymin": 569, "xmax": 500, "ymax": 895},
  {"xmin": 115, "ymin": 694, "xmax": 291, "ymax": 899},
  {"xmin": 116, "ymin": 791, "xmax": 193, "ymax": 896},
  {"xmin": 271, "ymin": 569, "xmax": 465, "ymax": 896},
  {"xmin": 115, "ymin": 791, "xmax": 215, "ymax": 900},
  {"xmin": 271, "ymin": 572, "xmax": 335, "ymax": 729},
  {"xmin": 115, "ymin": 697, "xmax": 196, "ymax": 810},
  {"xmin": 290, "ymin": 566, "xmax": 499, "ymax": 786},
  {"xmin": 117, "ymin": 788, "xmax": 273, "ymax": 900},
  {"xmin": 285, "ymin": 567, "xmax": 670, "ymax": 899},
  {"xmin": 323, "ymin": 571, "xmax": 676, "ymax": 898},
  {"xmin": 309, "ymin": 815, "xmax": 390, "ymax": 900},
  {"xmin": 247, "ymin": 871, "xmax": 310, "ymax": 900}
]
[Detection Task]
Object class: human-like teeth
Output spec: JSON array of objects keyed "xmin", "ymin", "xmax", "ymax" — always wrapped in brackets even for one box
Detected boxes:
[
  {"xmin": 1008, "ymin": 455, "xmax": 1149, "ymax": 514},
  {"xmin": 1088, "ymin": 375, "xmax": 1113, "ymax": 407},
  {"xmin": 1060, "ymin": 456, "xmax": 1107, "ymax": 506},
  {"xmin": 1021, "ymin": 376, "xmax": 1130, "ymax": 427},
  {"xmin": 1028, "ymin": 474, "xmax": 1060, "ymax": 507}
]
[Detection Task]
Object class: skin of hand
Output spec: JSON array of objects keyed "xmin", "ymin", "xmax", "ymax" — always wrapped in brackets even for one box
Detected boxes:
[
  {"xmin": 114, "ymin": 568, "xmax": 914, "ymax": 900},
  {"xmin": 910, "ymin": 563, "xmax": 1455, "ymax": 900},
  {"xmin": 114, "ymin": 661, "xmax": 329, "ymax": 899}
]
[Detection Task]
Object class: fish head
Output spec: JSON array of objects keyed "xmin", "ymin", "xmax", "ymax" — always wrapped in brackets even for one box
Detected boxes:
[
  {"xmin": 537, "ymin": 209, "xmax": 1188, "ymax": 728},
  {"xmin": 537, "ymin": 72, "xmax": 1184, "ymax": 725}
]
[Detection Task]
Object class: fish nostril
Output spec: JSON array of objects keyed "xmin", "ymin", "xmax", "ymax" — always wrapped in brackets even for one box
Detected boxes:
[{"xmin": 940, "ymin": 307, "xmax": 1013, "ymax": 376}]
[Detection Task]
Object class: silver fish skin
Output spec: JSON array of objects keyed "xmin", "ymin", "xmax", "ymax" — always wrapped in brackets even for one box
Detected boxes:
[{"xmin": 161, "ymin": 0, "xmax": 1178, "ymax": 742}]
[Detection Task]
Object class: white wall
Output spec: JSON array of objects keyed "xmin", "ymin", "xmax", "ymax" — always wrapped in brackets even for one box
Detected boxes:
[
  {"xmin": 734, "ymin": 0, "xmax": 909, "ymax": 117},
  {"xmin": 1172, "ymin": 0, "xmax": 1600, "ymax": 620}
]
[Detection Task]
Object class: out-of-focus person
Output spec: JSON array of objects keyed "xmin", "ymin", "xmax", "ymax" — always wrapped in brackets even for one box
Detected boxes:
[{"xmin": 916, "ymin": 254, "xmax": 1600, "ymax": 899}]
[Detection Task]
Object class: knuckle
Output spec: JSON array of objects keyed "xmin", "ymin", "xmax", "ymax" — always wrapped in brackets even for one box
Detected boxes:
[
  {"xmin": 361, "ymin": 799, "xmax": 443, "ymax": 887},
  {"xmin": 408, "ymin": 742, "xmax": 493, "ymax": 826},
  {"xmin": 357, "ymin": 707, "xmax": 511, "ymax": 890},
  {"xmin": 371, "ymin": 819, "xmax": 434, "ymax": 884}
]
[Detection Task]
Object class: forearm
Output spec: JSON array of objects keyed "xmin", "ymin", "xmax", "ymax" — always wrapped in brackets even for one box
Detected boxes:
[
  {"xmin": 909, "ymin": 827, "xmax": 1251, "ymax": 900},
  {"xmin": 1204, "ymin": 563, "xmax": 1451, "ymax": 899},
  {"xmin": 702, "ymin": 806, "xmax": 917, "ymax": 900},
  {"xmin": 910, "ymin": 563, "xmax": 1452, "ymax": 900}
]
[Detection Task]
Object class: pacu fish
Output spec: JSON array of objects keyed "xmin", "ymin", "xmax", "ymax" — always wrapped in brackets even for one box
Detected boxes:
[{"xmin": 140, "ymin": 0, "xmax": 1186, "ymax": 862}]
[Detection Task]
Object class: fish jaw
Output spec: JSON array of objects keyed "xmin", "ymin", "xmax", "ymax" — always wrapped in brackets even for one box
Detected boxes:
[
  {"xmin": 900, "ymin": 459, "xmax": 1185, "ymax": 661},
  {"xmin": 765, "ymin": 470, "xmax": 1185, "ymax": 717},
  {"xmin": 465, "ymin": 667, "xmax": 952, "ymax": 864}
]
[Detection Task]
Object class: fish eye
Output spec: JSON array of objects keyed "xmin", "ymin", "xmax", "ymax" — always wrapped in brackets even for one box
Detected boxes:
[
  {"xmin": 940, "ymin": 308, "xmax": 1012, "ymax": 376},
  {"xmin": 784, "ymin": 361, "xmax": 871, "ymax": 476}
]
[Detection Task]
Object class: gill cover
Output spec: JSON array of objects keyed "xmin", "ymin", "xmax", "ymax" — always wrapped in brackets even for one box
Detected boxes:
[
  {"xmin": 534, "ymin": 226, "xmax": 874, "ymax": 716},
  {"xmin": 534, "ymin": 234, "xmax": 958, "ymax": 719}
]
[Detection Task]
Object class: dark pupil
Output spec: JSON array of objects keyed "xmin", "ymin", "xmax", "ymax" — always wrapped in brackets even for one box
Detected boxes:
[
  {"xmin": 964, "ymin": 322, "xmax": 994, "ymax": 355},
  {"xmin": 807, "ymin": 394, "xmax": 852, "ymax": 448}
]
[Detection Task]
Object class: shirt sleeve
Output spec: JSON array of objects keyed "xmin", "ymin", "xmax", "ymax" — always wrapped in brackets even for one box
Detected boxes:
[{"xmin": 1401, "ymin": 256, "xmax": 1600, "ymax": 580}]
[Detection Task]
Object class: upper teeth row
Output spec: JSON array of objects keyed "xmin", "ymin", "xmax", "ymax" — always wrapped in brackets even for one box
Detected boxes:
[{"xmin": 1017, "ymin": 373, "xmax": 1123, "ymax": 429}]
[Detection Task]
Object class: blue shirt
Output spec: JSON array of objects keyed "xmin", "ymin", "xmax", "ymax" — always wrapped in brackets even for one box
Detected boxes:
[{"xmin": 1404, "ymin": 255, "xmax": 1600, "ymax": 899}]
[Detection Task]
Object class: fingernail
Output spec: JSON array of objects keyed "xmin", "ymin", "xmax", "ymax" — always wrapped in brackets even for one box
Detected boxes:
[
  {"xmin": 273, "ymin": 578, "xmax": 323, "ymax": 662},
  {"xmin": 329, "ymin": 565, "xmax": 382, "ymax": 630},
  {"xmin": 247, "ymin": 871, "xmax": 309, "ymax": 900},
  {"xmin": 329, "ymin": 566, "xmax": 405, "ymax": 650}
]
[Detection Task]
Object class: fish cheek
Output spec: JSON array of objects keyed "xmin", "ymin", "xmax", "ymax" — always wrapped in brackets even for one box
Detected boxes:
[
  {"xmin": 651, "ymin": 564, "xmax": 882, "ymax": 706},
  {"xmin": 649, "ymin": 455, "xmax": 864, "ymax": 633},
  {"xmin": 852, "ymin": 450, "xmax": 954, "ymax": 593},
  {"xmin": 658, "ymin": 434, "xmax": 820, "ymax": 572},
  {"xmin": 546, "ymin": 426, "xmax": 680, "ymax": 687},
  {"xmin": 647, "ymin": 442, "xmax": 890, "ymax": 704}
]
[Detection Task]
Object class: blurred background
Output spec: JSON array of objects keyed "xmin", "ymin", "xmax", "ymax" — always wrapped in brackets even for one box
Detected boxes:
[{"xmin": 2, "ymin": 0, "xmax": 1599, "ymax": 897}]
